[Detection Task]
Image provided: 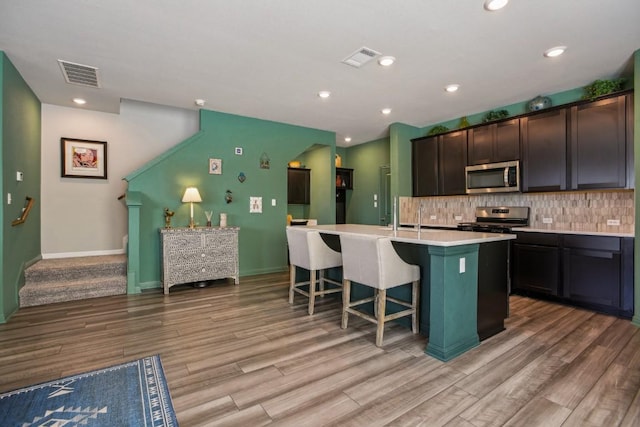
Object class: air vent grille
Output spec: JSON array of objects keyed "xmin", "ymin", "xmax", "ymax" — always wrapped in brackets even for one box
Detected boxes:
[
  {"xmin": 58, "ymin": 60, "xmax": 101, "ymax": 88},
  {"xmin": 341, "ymin": 47, "xmax": 381, "ymax": 68}
]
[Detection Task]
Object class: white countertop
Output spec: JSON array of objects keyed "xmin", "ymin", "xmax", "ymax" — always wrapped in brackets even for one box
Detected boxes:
[
  {"xmin": 401, "ymin": 223, "xmax": 634, "ymax": 238},
  {"xmin": 302, "ymin": 224, "xmax": 515, "ymax": 247}
]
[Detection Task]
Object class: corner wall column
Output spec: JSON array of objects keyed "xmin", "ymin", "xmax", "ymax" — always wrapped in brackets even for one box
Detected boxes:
[{"xmin": 125, "ymin": 191, "xmax": 142, "ymax": 294}]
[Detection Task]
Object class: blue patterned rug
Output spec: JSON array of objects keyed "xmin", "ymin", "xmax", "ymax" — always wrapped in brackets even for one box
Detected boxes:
[{"xmin": 0, "ymin": 355, "xmax": 178, "ymax": 426}]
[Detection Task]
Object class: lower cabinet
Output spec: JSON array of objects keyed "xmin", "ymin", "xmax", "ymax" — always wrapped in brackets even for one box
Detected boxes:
[
  {"xmin": 511, "ymin": 232, "xmax": 634, "ymax": 318},
  {"xmin": 511, "ymin": 233, "xmax": 561, "ymax": 295}
]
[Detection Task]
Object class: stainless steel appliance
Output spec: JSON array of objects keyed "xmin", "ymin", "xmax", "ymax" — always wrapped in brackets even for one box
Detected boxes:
[
  {"xmin": 457, "ymin": 206, "xmax": 529, "ymax": 233},
  {"xmin": 465, "ymin": 160, "xmax": 520, "ymax": 194}
]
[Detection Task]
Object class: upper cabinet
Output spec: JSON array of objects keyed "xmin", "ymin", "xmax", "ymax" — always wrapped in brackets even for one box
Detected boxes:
[
  {"xmin": 412, "ymin": 130, "xmax": 467, "ymax": 196},
  {"xmin": 468, "ymin": 119, "xmax": 520, "ymax": 165},
  {"xmin": 412, "ymin": 90, "xmax": 633, "ymax": 197},
  {"xmin": 336, "ymin": 167, "xmax": 354, "ymax": 189},
  {"xmin": 569, "ymin": 94, "xmax": 632, "ymax": 190},
  {"xmin": 287, "ymin": 167, "xmax": 311, "ymax": 204},
  {"xmin": 521, "ymin": 108, "xmax": 568, "ymax": 192}
]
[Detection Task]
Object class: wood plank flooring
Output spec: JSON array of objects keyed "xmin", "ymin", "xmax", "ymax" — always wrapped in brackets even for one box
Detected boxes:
[{"xmin": 1, "ymin": 271, "xmax": 639, "ymax": 426}]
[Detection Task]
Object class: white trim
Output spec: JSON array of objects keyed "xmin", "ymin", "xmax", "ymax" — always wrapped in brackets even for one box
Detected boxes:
[{"xmin": 42, "ymin": 248, "xmax": 125, "ymax": 259}]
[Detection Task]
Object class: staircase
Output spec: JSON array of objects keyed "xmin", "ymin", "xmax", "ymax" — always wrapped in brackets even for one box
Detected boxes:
[{"xmin": 20, "ymin": 255, "xmax": 127, "ymax": 307}]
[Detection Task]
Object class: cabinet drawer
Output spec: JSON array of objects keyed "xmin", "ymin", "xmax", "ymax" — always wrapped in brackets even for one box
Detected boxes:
[
  {"xmin": 514, "ymin": 232, "xmax": 560, "ymax": 246},
  {"xmin": 563, "ymin": 235, "xmax": 620, "ymax": 252}
]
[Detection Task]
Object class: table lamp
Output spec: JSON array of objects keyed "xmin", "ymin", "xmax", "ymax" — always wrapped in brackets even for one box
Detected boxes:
[{"xmin": 182, "ymin": 187, "xmax": 202, "ymax": 229}]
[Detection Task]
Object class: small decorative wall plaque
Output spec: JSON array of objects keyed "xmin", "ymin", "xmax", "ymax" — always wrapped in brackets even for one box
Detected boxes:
[
  {"xmin": 209, "ymin": 158, "xmax": 222, "ymax": 174},
  {"xmin": 260, "ymin": 152, "xmax": 270, "ymax": 169}
]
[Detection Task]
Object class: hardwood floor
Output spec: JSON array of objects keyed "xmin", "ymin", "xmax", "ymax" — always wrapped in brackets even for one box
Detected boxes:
[{"xmin": 1, "ymin": 271, "xmax": 639, "ymax": 426}]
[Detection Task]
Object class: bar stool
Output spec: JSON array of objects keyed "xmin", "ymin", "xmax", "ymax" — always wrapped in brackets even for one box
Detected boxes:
[
  {"xmin": 339, "ymin": 234, "xmax": 420, "ymax": 347},
  {"xmin": 286, "ymin": 227, "xmax": 343, "ymax": 315}
]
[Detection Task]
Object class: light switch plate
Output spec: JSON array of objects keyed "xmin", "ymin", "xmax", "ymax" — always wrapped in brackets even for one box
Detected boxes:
[
  {"xmin": 607, "ymin": 219, "xmax": 620, "ymax": 226},
  {"xmin": 16, "ymin": 171, "xmax": 24, "ymax": 182},
  {"xmin": 250, "ymin": 196, "xmax": 262, "ymax": 213},
  {"xmin": 429, "ymin": 215, "xmax": 437, "ymax": 220},
  {"xmin": 271, "ymin": 199, "xmax": 276, "ymax": 206},
  {"xmin": 543, "ymin": 217, "xmax": 553, "ymax": 224}
]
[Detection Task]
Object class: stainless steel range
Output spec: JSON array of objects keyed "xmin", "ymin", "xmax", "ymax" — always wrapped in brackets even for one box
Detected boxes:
[{"xmin": 457, "ymin": 206, "xmax": 530, "ymax": 233}]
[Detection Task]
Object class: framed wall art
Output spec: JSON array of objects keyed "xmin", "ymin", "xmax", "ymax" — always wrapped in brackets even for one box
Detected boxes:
[
  {"xmin": 61, "ymin": 137, "xmax": 107, "ymax": 179},
  {"xmin": 209, "ymin": 158, "xmax": 222, "ymax": 175}
]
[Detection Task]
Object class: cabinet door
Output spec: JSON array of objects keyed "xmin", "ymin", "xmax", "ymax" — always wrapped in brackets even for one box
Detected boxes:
[
  {"xmin": 494, "ymin": 119, "xmax": 520, "ymax": 162},
  {"xmin": 521, "ymin": 109, "xmax": 568, "ymax": 192},
  {"xmin": 412, "ymin": 137, "xmax": 439, "ymax": 196},
  {"xmin": 467, "ymin": 125, "xmax": 494, "ymax": 165},
  {"xmin": 287, "ymin": 168, "xmax": 310, "ymax": 204},
  {"xmin": 511, "ymin": 243, "xmax": 560, "ymax": 295},
  {"xmin": 563, "ymin": 247, "xmax": 621, "ymax": 309},
  {"xmin": 439, "ymin": 130, "xmax": 467, "ymax": 195},
  {"xmin": 570, "ymin": 95, "xmax": 627, "ymax": 189}
]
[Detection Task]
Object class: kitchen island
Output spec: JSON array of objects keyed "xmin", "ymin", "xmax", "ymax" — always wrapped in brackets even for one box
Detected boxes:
[{"xmin": 302, "ymin": 224, "xmax": 516, "ymax": 361}]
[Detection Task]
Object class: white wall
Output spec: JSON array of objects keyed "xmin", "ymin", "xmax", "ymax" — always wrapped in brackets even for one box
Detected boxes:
[{"xmin": 41, "ymin": 100, "xmax": 199, "ymax": 257}]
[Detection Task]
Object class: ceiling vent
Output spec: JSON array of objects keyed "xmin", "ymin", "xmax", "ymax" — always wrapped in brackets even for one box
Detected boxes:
[
  {"xmin": 58, "ymin": 60, "xmax": 101, "ymax": 88},
  {"xmin": 342, "ymin": 47, "xmax": 381, "ymax": 68}
]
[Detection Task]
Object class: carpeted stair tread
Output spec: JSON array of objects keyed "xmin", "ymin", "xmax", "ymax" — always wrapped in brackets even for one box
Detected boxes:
[
  {"xmin": 20, "ymin": 255, "xmax": 127, "ymax": 307},
  {"xmin": 25, "ymin": 255, "xmax": 126, "ymax": 284},
  {"xmin": 20, "ymin": 276, "xmax": 127, "ymax": 307}
]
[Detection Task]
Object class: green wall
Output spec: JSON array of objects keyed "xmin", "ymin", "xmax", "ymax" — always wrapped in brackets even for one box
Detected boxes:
[
  {"xmin": 343, "ymin": 137, "xmax": 390, "ymax": 225},
  {"xmin": 125, "ymin": 109, "xmax": 335, "ymax": 290},
  {"xmin": 0, "ymin": 52, "xmax": 41, "ymax": 322}
]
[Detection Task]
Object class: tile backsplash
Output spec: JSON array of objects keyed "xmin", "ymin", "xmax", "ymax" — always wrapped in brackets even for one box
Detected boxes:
[{"xmin": 400, "ymin": 190, "xmax": 634, "ymax": 234}]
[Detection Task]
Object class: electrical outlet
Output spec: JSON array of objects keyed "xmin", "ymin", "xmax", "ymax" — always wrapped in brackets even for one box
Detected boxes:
[
  {"xmin": 271, "ymin": 199, "xmax": 276, "ymax": 206},
  {"xmin": 374, "ymin": 201, "xmax": 377, "ymax": 208},
  {"xmin": 429, "ymin": 215, "xmax": 437, "ymax": 220},
  {"xmin": 543, "ymin": 217, "xmax": 553, "ymax": 224},
  {"xmin": 16, "ymin": 171, "xmax": 24, "ymax": 182},
  {"xmin": 607, "ymin": 219, "xmax": 620, "ymax": 226},
  {"xmin": 454, "ymin": 215, "xmax": 462, "ymax": 221},
  {"xmin": 373, "ymin": 194, "xmax": 377, "ymax": 201}
]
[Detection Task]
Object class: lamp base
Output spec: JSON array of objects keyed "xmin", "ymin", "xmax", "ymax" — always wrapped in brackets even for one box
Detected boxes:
[{"xmin": 188, "ymin": 218, "xmax": 196, "ymax": 229}]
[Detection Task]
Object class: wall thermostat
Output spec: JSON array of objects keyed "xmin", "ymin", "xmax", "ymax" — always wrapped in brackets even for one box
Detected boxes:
[{"xmin": 235, "ymin": 147, "xmax": 243, "ymax": 155}]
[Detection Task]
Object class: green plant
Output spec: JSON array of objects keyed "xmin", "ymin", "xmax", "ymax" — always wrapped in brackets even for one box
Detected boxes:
[
  {"xmin": 582, "ymin": 78, "xmax": 626, "ymax": 100},
  {"xmin": 482, "ymin": 110, "xmax": 509, "ymax": 123},
  {"xmin": 427, "ymin": 125, "xmax": 449, "ymax": 136}
]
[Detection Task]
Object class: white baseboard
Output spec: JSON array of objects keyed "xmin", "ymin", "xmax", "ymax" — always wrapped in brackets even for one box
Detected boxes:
[{"xmin": 42, "ymin": 248, "xmax": 126, "ymax": 259}]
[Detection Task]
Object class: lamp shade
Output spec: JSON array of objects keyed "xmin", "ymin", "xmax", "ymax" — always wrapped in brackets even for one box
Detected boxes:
[{"xmin": 182, "ymin": 187, "xmax": 202, "ymax": 203}]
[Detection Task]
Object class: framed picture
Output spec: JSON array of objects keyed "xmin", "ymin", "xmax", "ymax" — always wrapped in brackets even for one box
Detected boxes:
[
  {"xmin": 209, "ymin": 158, "xmax": 222, "ymax": 175},
  {"xmin": 61, "ymin": 137, "xmax": 107, "ymax": 179}
]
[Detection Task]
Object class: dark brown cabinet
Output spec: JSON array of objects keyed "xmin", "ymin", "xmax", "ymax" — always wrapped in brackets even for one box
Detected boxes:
[
  {"xmin": 511, "ymin": 232, "xmax": 634, "ymax": 318},
  {"xmin": 336, "ymin": 167, "xmax": 353, "ymax": 189},
  {"xmin": 335, "ymin": 168, "xmax": 353, "ymax": 224},
  {"xmin": 412, "ymin": 130, "xmax": 467, "ymax": 196},
  {"xmin": 521, "ymin": 108, "xmax": 568, "ymax": 192},
  {"xmin": 562, "ymin": 235, "xmax": 634, "ymax": 317},
  {"xmin": 511, "ymin": 232, "xmax": 561, "ymax": 296},
  {"xmin": 467, "ymin": 119, "xmax": 519, "ymax": 165},
  {"xmin": 287, "ymin": 167, "xmax": 310, "ymax": 204},
  {"xmin": 412, "ymin": 136, "xmax": 438, "ymax": 196},
  {"xmin": 570, "ymin": 94, "xmax": 631, "ymax": 190}
]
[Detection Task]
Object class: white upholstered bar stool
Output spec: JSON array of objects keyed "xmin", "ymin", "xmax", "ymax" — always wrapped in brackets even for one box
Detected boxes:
[
  {"xmin": 339, "ymin": 234, "xmax": 420, "ymax": 347},
  {"xmin": 286, "ymin": 226, "xmax": 343, "ymax": 315}
]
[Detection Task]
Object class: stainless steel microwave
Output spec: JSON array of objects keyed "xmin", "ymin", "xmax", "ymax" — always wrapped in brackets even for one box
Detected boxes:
[{"xmin": 465, "ymin": 160, "xmax": 520, "ymax": 194}]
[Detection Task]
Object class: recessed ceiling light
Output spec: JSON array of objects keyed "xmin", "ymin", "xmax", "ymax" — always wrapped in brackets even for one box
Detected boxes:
[
  {"xmin": 445, "ymin": 84, "xmax": 460, "ymax": 93},
  {"xmin": 73, "ymin": 98, "xmax": 86, "ymax": 105},
  {"xmin": 544, "ymin": 46, "xmax": 567, "ymax": 58},
  {"xmin": 344, "ymin": 137, "xmax": 352, "ymax": 143},
  {"xmin": 318, "ymin": 91, "xmax": 331, "ymax": 98},
  {"xmin": 484, "ymin": 0, "xmax": 508, "ymax": 11},
  {"xmin": 381, "ymin": 108, "xmax": 392, "ymax": 115},
  {"xmin": 378, "ymin": 56, "xmax": 396, "ymax": 66},
  {"xmin": 194, "ymin": 99, "xmax": 206, "ymax": 107}
]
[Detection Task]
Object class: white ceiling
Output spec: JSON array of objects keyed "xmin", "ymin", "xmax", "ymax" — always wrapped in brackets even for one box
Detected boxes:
[{"xmin": 1, "ymin": 1, "xmax": 638, "ymax": 146}]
